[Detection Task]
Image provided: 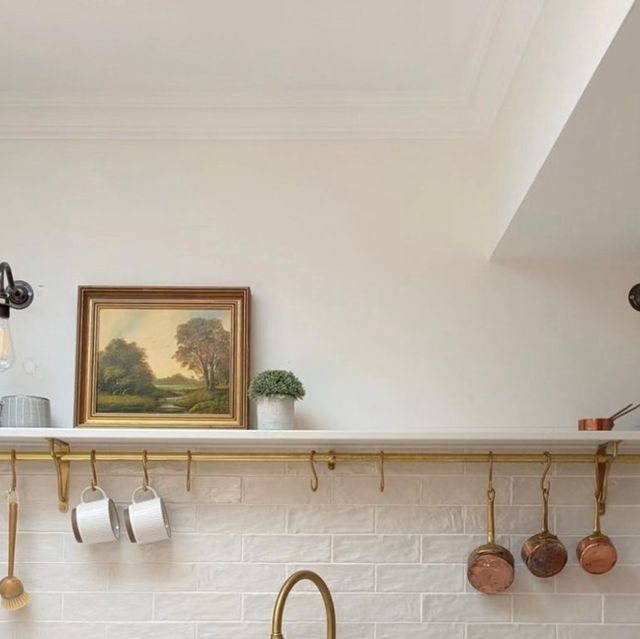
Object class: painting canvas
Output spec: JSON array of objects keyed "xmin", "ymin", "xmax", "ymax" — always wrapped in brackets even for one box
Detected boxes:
[{"xmin": 75, "ymin": 287, "xmax": 249, "ymax": 428}]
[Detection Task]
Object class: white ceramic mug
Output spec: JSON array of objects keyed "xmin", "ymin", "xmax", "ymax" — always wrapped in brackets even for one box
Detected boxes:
[
  {"xmin": 123, "ymin": 486, "xmax": 171, "ymax": 545},
  {"xmin": 71, "ymin": 486, "xmax": 120, "ymax": 544},
  {"xmin": 0, "ymin": 395, "xmax": 51, "ymax": 427}
]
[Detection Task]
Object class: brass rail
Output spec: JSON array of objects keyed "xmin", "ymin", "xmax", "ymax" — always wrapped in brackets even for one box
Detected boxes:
[
  {"xmin": 0, "ymin": 450, "xmax": 636, "ymax": 464},
  {"xmin": 0, "ymin": 442, "xmax": 629, "ymax": 513}
]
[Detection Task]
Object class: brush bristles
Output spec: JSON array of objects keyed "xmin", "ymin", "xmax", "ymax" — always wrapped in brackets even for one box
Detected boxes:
[{"xmin": 1, "ymin": 591, "xmax": 31, "ymax": 610}]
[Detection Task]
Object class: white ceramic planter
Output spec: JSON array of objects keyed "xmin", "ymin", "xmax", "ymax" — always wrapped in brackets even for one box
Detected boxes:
[{"xmin": 256, "ymin": 395, "xmax": 295, "ymax": 430}]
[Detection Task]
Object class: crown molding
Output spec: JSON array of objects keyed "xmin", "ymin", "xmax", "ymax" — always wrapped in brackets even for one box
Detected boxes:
[
  {"xmin": 0, "ymin": 91, "xmax": 487, "ymax": 140},
  {"xmin": 0, "ymin": 1, "xmax": 543, "ymax": 140}
]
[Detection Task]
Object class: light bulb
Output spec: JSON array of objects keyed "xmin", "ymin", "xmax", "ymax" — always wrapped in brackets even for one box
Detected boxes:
[{"xmin": 0, "ymin": 314, "xmax": 15, "ymax": 371}]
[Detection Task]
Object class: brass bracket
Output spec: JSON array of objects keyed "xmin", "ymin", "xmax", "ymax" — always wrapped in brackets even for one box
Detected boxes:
[
  {"xmin": 48, "ymin": 438, "xmax": 71, "ymax": 513},
  {"xmin": 596, "ymin": 441, "xmax": 619, "ymax": 516},
  {"xmin": 327, "ymin": 451, "xmax": 337, "ymax": 471}
]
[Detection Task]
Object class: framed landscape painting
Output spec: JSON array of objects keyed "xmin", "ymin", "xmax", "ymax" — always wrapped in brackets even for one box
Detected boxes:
[{"xmin": 75, "ymin": 287, "xmax": 250, "ymax": 428}]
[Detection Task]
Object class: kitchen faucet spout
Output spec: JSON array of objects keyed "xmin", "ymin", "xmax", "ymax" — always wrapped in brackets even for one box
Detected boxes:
[{"xmin": 270, "ymin": 570, "xmax": 336, "ymax": 639}]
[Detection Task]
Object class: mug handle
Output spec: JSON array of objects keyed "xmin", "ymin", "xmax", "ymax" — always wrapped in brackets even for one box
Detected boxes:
[
  {"xmin": 80, "ymin": 485, "xmax": 107, "ymax": 502},
  {"xmin": 131, "ymin": 485, "xmax": 158, "ymax": 503}
]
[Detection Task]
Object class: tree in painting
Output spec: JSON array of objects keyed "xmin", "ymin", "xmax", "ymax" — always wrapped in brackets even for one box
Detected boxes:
[
  {"xmin": 98, "ymin": 338, "xmax": 156, "ymax": 396},
  {"xmin": 173, "ymin": 318, "xmax": 230, "ymax": 390},
  {"xmin": 96, "ymin": 338, "xmax": 159, "ymax": 412}
]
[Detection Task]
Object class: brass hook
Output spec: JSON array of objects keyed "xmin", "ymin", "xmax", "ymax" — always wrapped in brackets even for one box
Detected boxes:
[
  {"xmin": 142, "ymin": 450, "xmax": 150, "ymax": 490},
  {"xmin": 309, "ymin": 450, "xmax": 319, "ymax": 492},
  {"xmin": 540, "ymin": 451, "xmax": 552, "ymax": 496},
  {"xmin": 487, "ymin": 451, "xmax": 495, "ymax": 501},
  {"xmin": 379, "ymin": 451, "xmax": 385, "ymax": 493},
  {"xmin": 90, "ymin": 450, "xmax": 98, "ymax": 491},
  {"xmin": 9, "ymin": 449, "xmax": 16, "ymax": 494},
  {"xmin": 186, "ymin": 450, "xmax": 193, "ymax": 492}
]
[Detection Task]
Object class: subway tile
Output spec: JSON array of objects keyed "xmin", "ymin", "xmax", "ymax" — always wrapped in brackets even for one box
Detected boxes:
[
  {"xmin": 288, "ymin": 505, "xmax": 373, "ymax": 533},
  {"xmin": 63, "ymin": 593, "xmax": 152, "ymax": 622},
  {"xmin": 334, "ymin": 593, "xmax": 420, "ymax": 622},
  {"xmin": 243, "ymin": 535, "xmax": 331, "ymax": 563},
  {"xmin": 109, "ymin": 563, "xmax": 198, "ymax": 592},
  {"xmin": 333, "ymin": 477, "xmax": 421, "ymax": 505},
  {"xmin": 557, "ymin": 624, "xmax": 640, "ymax": 639},
  {"xmin": 464, "ymin": 506, "xmax": 543, "ymax": 534},
  {"xmin": 15, "ymin": 622, "xmax": 105, "ymax": 639},
  {"xmin": 196, "ymin": 505, "xmax": 285, "ymax": 533},
  {"xmin": 507, "ymin": 568, "xmax": 556, "ymax": 594},
  {"xmin": 513, "ymin": 594, "xmax": 602, "ymax": 623},
  {"xmin": 466, "ymin": 623, "xmax": 555, "ymax": 639},
  {"xmin": 106, "ymin": 623, "xmax": 194, "ymax": 639},
  {"xmin": 604, "ymin": 595, "xmax": 640, "ymax": 622},
  {"xmin": 423, "ymin": 476, "xmax": 510, "ymax": 506},
  {"xmin": 422, "ymin": 594, "xmax": 510, "ymax": 622},
  {"xmin": 512, "ymin": 476, "xmax": 594, "ymax": 505},
  {"xmin": 557, "ymin": 565, "xmax": 640, "ymax": 593},
  {"xmin": 557, "ymin": 506, "xmax": 640, "ymax": 535},
  {"xmin": 16, "ymin": 562, "xmax": 108, "ymax": 592},
  {"xmin": 376, "ymin": 506, "xmax": 463, "ymax": 533},
  {"xmin": 332, "ymin": 535, "xmax": 419, "ymax": 563},
  {"xmin": 243, "ymin": 476, "xmax": 330, "ymax": 505},
  {"xmin": 197, "ymin": 622, "xmax": 267, "ymax": 639},
  {"xmin": 154, "ymin": 475, "xmax": 241, "ymax": 503},
  {"xmin": 154, "ymin": 593, "xmax": 240, "ymax": 621},
  {"xmin": 0, "ymin": 533, "xmax": 64, "ymax": 562},
  {"xmin": 376, "ymin": 564, "xmax": 463, "ymax": 592},
  {"xmin": 0, "ymin": 594, "xmax": 61, "ymax": 622},
  {"xmin": 198, "ymin": 563, "xmax": 284, "ymax": 592},
  {"xmin": 422, "ymin": 534, "xmax": 485, "ymax": 563},
  {"xmin": 376, "ymin": 623, "xmax": 464, "ymax": 639}
]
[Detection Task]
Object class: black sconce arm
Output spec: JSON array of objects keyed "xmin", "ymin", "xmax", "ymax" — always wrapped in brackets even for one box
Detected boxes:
[
  {"xmin": 629, "ymin": 283, "xmax": 640, "ymax": 312},
  {"xmin": 0, "ymin": 262, "xmax": 35, "ymax": 315}
]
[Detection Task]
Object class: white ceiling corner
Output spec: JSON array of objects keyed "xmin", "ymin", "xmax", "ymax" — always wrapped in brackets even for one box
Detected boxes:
[{"xmin": 0, "ymin": 0, "xmax": 543, "ymax": 140}]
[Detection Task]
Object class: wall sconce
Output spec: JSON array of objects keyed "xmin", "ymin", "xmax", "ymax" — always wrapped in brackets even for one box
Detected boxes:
[
  {"xmin": 629, "ymin": 283, "xmax": 640, "ymax": 312},
  {"xmin": 0, "ymin": 262, "xmax": 34, "ymax": 371}
]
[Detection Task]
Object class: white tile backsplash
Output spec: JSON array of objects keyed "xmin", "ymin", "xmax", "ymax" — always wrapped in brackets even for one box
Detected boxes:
[{"xmin": 0, "ymin": 462, "xmax": 639, "ymax": 637}]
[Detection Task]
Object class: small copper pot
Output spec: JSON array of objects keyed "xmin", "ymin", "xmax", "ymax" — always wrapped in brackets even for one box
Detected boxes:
[
  {"xmin": 577, "ymin": 494, "xmax": 617, "ymax": 575},
  {"xmin": 467, "ymin": 458, "xmax": 514, "ymax": 594},
  {"xmin": 579, "ymin": 403, "xmax": 640, "ymax": 431},
  {"xmin": 521, "ymin": 455, "xmax": 567, "ymax": 578}
]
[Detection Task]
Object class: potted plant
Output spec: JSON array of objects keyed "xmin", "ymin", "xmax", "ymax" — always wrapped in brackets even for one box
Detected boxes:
[{"xmin": 248, "ymin": 370, "xmax": 305, "ymax": 430}]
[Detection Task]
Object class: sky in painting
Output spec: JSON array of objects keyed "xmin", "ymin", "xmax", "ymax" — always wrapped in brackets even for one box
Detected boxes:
[{"xmin": 97, "ymin": 308, "xmax": 231, "ymax": 379}]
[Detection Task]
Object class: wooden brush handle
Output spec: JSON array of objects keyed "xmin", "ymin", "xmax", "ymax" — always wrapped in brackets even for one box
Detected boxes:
[{"xmin": 7, "ymin": 501, "xmax": 17, "ymax": 578}]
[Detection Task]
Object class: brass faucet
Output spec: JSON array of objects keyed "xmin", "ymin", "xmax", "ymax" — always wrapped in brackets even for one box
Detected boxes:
[{"xmin": 270, "ymin": 570, "xmax": 336, "ymax": 639}]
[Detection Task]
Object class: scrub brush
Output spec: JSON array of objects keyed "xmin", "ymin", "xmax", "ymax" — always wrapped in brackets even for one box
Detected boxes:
[{"xmin": 0, "ymin": 490, "xmax": 30, "ymax": 610}]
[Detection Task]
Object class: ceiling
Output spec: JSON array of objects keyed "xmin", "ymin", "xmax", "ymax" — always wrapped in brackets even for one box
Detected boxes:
[
  {"xmin": 494, "ymin": 0, "xmax": 640, "ymax": 260},
  {"xmin": 0, "ymin": 0, "xmax": 543, "ymax": 138}
]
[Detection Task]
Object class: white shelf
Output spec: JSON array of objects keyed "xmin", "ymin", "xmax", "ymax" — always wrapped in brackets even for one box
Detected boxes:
[{"xmin": 0, "ymin": 427, "xmax": 636, "ymax": 451}]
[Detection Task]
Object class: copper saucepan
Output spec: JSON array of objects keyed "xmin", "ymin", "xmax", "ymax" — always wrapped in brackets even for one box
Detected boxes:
[
  {"xmin": 577, "ymin": 457, "xmax": 617, "ymax": 575},
  {"xmin": 467, "ymin": 454, "xmax": 514, "ymax": 594},
  {"xmin": 521, "ymin": 453, "xmax": 567, "ymax": 578},
  {"xmin": 579, "ymin": 402, "xmax": 640, "ymax": 431}
]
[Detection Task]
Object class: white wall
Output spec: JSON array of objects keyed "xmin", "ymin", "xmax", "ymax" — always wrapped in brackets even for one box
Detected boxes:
[
  {"xmin": 1, "ymin": 139, "xmax": 639, "ymax": 431},
  {"xmin": 484, "ymin": 0, "xmax": 635, "ymax": 255}
]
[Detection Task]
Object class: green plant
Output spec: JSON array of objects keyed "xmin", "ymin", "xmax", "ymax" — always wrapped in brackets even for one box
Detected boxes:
[{"xmin": 248, "ymin": 370, "xmax": 305, "ymax": 401}]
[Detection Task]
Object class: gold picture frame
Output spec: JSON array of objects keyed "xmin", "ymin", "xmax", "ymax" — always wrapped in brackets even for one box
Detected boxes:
[{"xmin": 75, "ymin": 286, "xmax": 250, "ymax": 428}]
